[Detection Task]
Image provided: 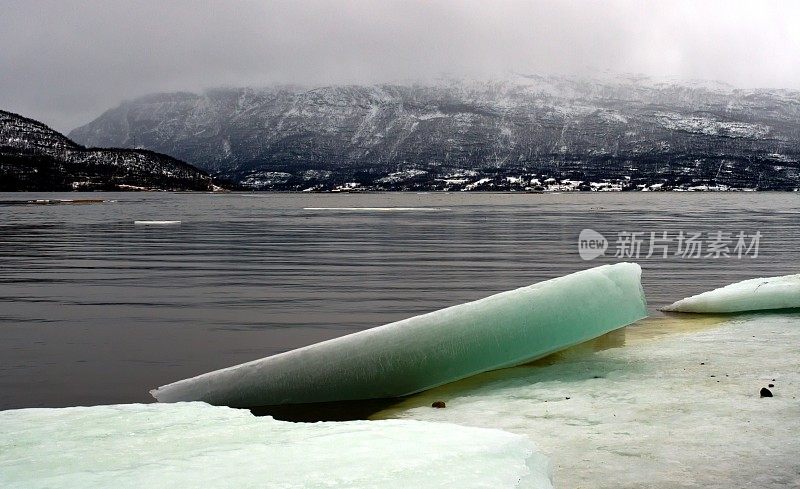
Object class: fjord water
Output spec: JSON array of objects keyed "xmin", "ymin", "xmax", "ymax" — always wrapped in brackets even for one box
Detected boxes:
[{"xmin": 1, "ymin": 192, "xmax": 798, "ymax": 409}]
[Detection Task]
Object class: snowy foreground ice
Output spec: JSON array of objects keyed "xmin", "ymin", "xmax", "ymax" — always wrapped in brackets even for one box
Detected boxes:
[
  {"xmin": 378, "ymin": 313, "xmax": 800, "ymax": 488},
  {"xmin": 662, "ymin": 274, "xmax": 800, "ymax": 313},
  {"xmin": 0, "ymin": 402, "xmax": 553, "ymax": 489},
  {"xmin": 152, "ymin": 263, "xmax": 646, "ymax": 406}
]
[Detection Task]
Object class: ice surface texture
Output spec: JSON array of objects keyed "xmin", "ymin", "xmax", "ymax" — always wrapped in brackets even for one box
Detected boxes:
[
  {"xmin": 0, "ymin": 402, "xmax": 552, "ymax": 489},
  {"xmin": 383, "ymin": 314, "xmax": 800, "ymax": 488},
  {"xmin": 662, "ymin": 274, "xmax": 800, "ymax": 313},
  {"xmin": 151, "ymin": 263, "xmax": 647, "ymax": 406}
]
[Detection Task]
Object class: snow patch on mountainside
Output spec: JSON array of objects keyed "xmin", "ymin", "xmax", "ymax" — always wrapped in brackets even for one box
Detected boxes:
[{"xmin": 655, "ymin": 112, "xmax": 770, "ymax": 139}]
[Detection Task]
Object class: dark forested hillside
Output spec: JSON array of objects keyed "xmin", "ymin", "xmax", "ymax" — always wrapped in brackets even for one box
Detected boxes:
[{"xmin": 1, "ymin": 110, "xmax": 212, "ymax": 191}]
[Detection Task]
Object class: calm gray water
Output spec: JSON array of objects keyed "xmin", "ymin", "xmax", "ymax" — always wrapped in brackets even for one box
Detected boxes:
[{"xmin": 1, "ymin": 192, "xmax": 798, "ymax": 410}]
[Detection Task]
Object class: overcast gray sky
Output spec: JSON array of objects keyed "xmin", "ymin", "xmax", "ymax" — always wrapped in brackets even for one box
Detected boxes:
[{"xmin": 2, "ymin": 0, "xmax": 799, "ymax": 132}]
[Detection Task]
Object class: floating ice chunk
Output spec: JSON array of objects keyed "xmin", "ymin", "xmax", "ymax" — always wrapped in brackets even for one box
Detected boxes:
[
  {"xmin": 303, "ymin": 207, "xmax": 450, "ymax": 211},
  {"xmin": 662, "ymin": 274, "xmax": 800, "ymax": 313},
  {"xmin": 133, "ymin": 220, "xmax": 181, "ymax": 225},
  {"xmin": 0, "ymin": 402, "xmax": 552, "ymax": 489},
  {"xmin": 151, "ymin": 263, "xmax": 647, "ymax": 406}
]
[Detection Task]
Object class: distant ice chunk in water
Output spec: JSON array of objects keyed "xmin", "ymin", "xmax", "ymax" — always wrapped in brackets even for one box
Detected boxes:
[
  {"xmin": 662, "ymin": 274, "xmax": 800, "ymax": 313},
  {"xmin": 133, "ymin": 220, "xmax": 181, "ymax": 225},
  {"xmin": 0, "ymin": 402, "xmax": 552, "ymax": 489},
  {"xmin": 151, "ymin": 263, "xmax": 647, "ymax": 406}
]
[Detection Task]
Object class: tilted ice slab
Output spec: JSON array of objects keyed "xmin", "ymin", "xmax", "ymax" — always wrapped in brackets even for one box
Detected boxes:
[
  {"xmin": 662, "ymin": 274, "xmax": 800, "ymax": 313},
  {"xmin": 0, "ymin": 402, "xmax": 552, "ymax": 489},
  {"xmin": 151, "ymin": 263, "xmax": 647, "ymax": 406}
]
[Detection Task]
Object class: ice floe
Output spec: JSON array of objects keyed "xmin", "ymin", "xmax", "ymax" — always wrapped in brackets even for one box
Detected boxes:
[
  {"xmin": 0, "ymin": 402, "xmax": 552, "ymax": 489},
  {"xmin": 379, "ymin": 314, "xmax": 800, "ymax": 488}
]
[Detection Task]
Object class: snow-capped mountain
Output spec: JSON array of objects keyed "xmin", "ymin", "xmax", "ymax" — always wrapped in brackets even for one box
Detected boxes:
[
  {"xmin": 1, "ymin": 110, "xmax": 212, "ymax": 191},
  {"xmin": 69, "ymin": 74, "xmax": 800, "ymax": 190}
]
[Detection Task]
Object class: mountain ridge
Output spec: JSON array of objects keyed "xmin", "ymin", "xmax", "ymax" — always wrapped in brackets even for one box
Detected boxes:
[{"xmin": 69, "ymin": 75, "xmax": 800, "ymax": 190}]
